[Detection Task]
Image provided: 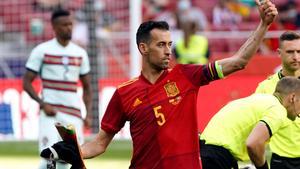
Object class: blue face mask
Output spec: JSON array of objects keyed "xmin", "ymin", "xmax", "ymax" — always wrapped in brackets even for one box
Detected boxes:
[
  {"xmin": 94, "ymin": 1, "xmax": 105, "ymax": 11},
  {"xmin": 288, "ymin": 9, "xmax": 297, "ymax": 19},
  {"xmin": 177, "ymin": 0, "xmax": 191, "ymax": 11}
]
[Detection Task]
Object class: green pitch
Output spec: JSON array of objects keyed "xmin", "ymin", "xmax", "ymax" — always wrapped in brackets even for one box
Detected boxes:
[
  {"xmin": 0, "ymin": 140, "xmax": 132, "ymax": 169},
  {"xmin": 0, "ymin": 140, "xmax": 271, "ymax": 169},
  {"xmin": 0, "ymin": 157, "xmax": 130, "ymax": 169}
]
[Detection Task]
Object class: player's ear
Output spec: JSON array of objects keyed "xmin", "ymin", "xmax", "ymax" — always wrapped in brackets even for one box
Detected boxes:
[
  {"xmin": 292, "ymin": 97, "xmax": 295, "ymax": 104},
  {"xmin": 290, "ymin": 93, "xmax": 296, "ymax": 103},
  {"xmin": 139, "ymin": 42, "xmax": 149, "ymax": 55},
  {"xmin": 277, "ymin": 48, "xmax": 281, "ymax": 55}
]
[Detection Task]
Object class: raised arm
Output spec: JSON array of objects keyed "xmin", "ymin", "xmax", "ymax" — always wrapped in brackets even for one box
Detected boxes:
[
  {"xmin": 81, "ymin": 129, "xmax": 115, "ymax": 159},
  {"xmin": 218, "ymin": 0, "xmax": 278, "ymax": 76},
  {"xmin": 246, "ymin": 122, "xmax": 271, "ymax": 169}
]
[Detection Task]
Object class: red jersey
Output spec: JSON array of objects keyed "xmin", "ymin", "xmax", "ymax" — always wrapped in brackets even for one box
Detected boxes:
[{"xmin": 101, "ymin": 63, "xmax": 220, "ymax": 169}]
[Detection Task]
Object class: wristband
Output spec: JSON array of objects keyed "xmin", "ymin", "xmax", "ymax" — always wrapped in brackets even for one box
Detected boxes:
[
  {"xmin": 215, "ymin": 61, "xmax": 224, "ymax": 79},
  {"xmin": 256, "ymin": 161, "xmax": 268, "ymax": 169}
]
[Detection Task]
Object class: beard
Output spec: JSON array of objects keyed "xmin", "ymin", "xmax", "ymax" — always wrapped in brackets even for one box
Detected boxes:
[
  {"xmin": 146, "ymin": 53, "xmax": 170, "ymax": 71},
  {"xmin": 61, "ymin": 33, "xmax": 72, "ymax": 41},
  {"xmin": 152, "ymin": 62, "xmax": 169, "ymax": 71}
]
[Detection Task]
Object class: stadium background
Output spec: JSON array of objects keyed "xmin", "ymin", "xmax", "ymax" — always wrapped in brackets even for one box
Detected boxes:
[{"xmin": 0, "ymin": 0, "xmax": 297, "ymax": 168}]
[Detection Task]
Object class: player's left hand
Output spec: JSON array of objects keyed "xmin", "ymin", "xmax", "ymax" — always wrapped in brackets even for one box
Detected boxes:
[
  {"xmin": 256, "ymin": 0, "xmax": 278, "ymax": 26},
  {"xmin": 40, "ymin": 141, "xmax": 83, "ymax": 169},
  {"xmin": 84, "ymin": 114, "xmax": 93, "ymax": 128},
  {"xmin": 41, "ymin": 103, "xmax": 57, "ymax": 116}
]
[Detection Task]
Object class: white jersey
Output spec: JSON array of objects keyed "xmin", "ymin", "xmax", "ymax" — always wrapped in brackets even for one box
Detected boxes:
[{"xmin": 26, "ymin": 38, "xmax": 90, "ymax": 118}]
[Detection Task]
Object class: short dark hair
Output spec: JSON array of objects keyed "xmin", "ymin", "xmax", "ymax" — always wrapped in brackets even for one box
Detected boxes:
[
  {"xmin": 136, "ymin": 21, "xmax": 169, "ymax": 46},
  {"xmin": 275, "ymin": 77, "xmax": 300, "ymax": 95},
  {"xmin": 51, "ymin": 9, "xmax": 70, "ymax": 23},
  {"xmin": 279, "ymin": 31, "xmax": 300, "ymax": 47}
]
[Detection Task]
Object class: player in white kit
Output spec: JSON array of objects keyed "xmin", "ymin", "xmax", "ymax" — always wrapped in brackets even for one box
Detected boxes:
[{"xmin": 23, "ymin": 9, "xmax": 92, "ymax": 169}]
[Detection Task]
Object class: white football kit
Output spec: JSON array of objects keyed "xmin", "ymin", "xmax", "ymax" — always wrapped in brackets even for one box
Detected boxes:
[{"xmin": 26, "ymin": 38, "xmax": 90, "ymax": 169}]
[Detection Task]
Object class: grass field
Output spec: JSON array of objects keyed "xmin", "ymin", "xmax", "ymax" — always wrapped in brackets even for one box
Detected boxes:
[
  {"xmin": 0, "ymin": 140, "xmax": 132, "ymax": 169},
  {"xmin": 0, "ymin": 140, "xmax": 271, "ymax": 169}
]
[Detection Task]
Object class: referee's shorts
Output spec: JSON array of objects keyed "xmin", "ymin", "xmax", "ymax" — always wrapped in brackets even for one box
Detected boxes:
[
  {"xmin": 200, "ymin": 139, "xmax": 238, "ymax": 169},
  {"xmin": 270, "ymin": 153, "xmax": 300, "ymax": 169}
]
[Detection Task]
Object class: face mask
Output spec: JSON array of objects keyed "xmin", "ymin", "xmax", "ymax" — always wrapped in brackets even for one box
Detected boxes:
[
  {"xmin": 95, "ymin": 1, "xmax": 105, "ymax": 11},
  {"xmin": 177, "ymin": 0, "xmax": 191, "ymax": 11},
  {"xmin": 288, "ymin": 9, "xmax": 297, "ymax": 19}
]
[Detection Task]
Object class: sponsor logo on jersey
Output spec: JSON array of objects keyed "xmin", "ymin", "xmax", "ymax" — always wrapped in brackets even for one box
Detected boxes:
[{"xmin": 169, "ymin": 96, "xmax": 182, "ymax": 105}]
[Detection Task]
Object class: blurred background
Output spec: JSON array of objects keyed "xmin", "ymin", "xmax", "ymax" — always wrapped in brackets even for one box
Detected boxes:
[{"xmin": 0, "ymin": 0, "xmax": 299, "ymax": 168}]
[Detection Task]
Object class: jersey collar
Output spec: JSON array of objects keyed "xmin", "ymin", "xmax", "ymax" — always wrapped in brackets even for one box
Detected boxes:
[
  {"xmin": 278, "ymin": 70, "xmax": 284, "ymax": 79},
  {"xmin": 139, "ymin": 70, "xmax": 168, "ymax": 85}
]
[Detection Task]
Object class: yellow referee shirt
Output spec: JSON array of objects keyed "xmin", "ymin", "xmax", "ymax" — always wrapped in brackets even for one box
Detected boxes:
[
  {"xmin": 255, "ymin": 72, "xmax": 282, "ymax": 94},
  {"xmin": 255, "ymin": 72, "xmax": 300, "ymax": 158},
  {"xmin": 201, "ymin": 94, "xmax": 290, "ymax": 161}
]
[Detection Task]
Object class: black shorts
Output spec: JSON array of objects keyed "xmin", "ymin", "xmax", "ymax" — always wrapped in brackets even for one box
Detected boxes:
[
  {"xmin": 270, "ymin": 153, "xmax": 300, "ymax": 169},
  {"xmin": 200, "ymin": 140, "xmax": 238, "ymax": 169}
]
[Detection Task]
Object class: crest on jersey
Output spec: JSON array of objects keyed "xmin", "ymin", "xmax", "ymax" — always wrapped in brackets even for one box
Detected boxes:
[{"xmin": 164, "ymin": 81, "xmax": 179, "ymax": 97}]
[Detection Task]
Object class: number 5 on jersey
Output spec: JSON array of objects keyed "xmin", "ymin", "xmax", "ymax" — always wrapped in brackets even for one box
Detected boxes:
[{"xmin": 153, "ymin": 106, "xmax": 166, "ymax": 126}]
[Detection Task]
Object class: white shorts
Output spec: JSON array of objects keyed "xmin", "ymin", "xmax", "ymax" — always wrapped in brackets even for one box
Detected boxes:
[{"xmin": 38, "ymin": 111, "xmax": 84, "ymax": 152}]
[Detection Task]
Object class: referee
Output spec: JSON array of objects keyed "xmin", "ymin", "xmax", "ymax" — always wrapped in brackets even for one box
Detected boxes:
[
  {"xmin": 200, "ymin": 77, "xmax": 300, "ymax": 169},
  {"xmin": 255, "ymin": 31, "xmax": 300, "ymax": 169}
]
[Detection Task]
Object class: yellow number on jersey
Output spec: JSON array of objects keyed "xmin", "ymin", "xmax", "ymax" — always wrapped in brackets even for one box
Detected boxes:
[{"xmin": 153, "ymin": 106, "xmax": 166, "ymax": 126}]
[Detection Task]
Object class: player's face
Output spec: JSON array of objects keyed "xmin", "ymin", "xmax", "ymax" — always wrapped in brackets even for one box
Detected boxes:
[
  {"xmin": 53, "ymin": 16, "xmax": 73, "ymax": 41},
  {"xmin": 279, "ymin": 39, "xmax": 300, "ymax": 74},
  {"xmin": 145, "ymin": 29, "xmax": 172, "ymax": 71}
]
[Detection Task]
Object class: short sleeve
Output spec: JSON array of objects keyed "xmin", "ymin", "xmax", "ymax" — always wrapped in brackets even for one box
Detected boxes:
[
  {"xmin": 255, "ymin": 74, "xmax": 279, "ymax": 94},
  {"xmin": 255, "ymin": 83, "xmax": 265, "ymax": 94},
  {"xmin": 255, "ymin": 81, "xmax": 268, "ymax": 94},
  {"xmin": 180, "ymin": 62, "xmax": 221, "ymax": 86},
  {"xmin": 80, "ymin": 50, "xmax": 90, "ymax": 75},
  {"xmin": 261, "ymin": 106, "xmax": 290, "ymax": 135},
  {"xmin": 101, "ymin": 90, "xmax": 127, "ymax": 134},
  {"xmin": 25, "ymin": 46, "xmax": 44, "ymax": 72}
]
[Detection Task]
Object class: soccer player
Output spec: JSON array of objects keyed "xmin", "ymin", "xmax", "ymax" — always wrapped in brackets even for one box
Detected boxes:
[
  {"xmin": 255, "ymin": 31, "xmax": 300, "ymax": 169},
  {"xmin": 23, "ymin": 9, "xmax": 92, "ymax": 169},
  {"xmin": 40, "ymin": 1, "xmax": 277, "ymax": 168},
  {"xmin": 200, "ymin": 77, "xmax": 300, "ymax": 169}
]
